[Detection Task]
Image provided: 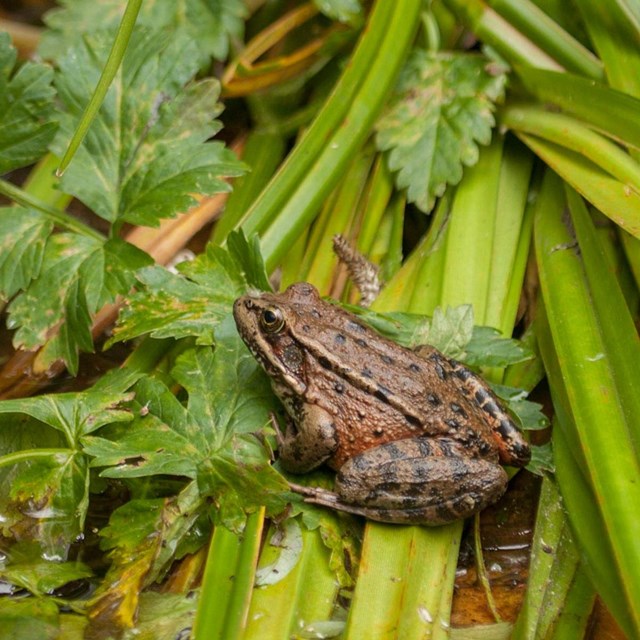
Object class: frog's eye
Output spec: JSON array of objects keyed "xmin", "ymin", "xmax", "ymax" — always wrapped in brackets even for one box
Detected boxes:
[{"xmin": 260, "ymin": 306, "xmax": 285, "ymax": 333}]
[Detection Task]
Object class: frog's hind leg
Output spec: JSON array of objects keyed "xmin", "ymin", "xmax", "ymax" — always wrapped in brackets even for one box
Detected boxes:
[{"xmin": 293, "ymin": 437, "xmax": 508, "ymax": 525}]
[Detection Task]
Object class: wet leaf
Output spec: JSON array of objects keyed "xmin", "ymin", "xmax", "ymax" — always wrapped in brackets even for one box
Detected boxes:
[
  {"xmin": 0, "ymin": 541, "xmax": 93, "ymax": 596},
  {"xmin": 0, "ymin": 32, "xmax": 57, "ymax": 175},
  {"xmin": 0, "ymin": 597, "xmax": 60, "ymax": 639},
  {"xmin": 376, "ymin": 50, "xmax": 506, "ymax": 212},
  {"xmin": 51, "ymin": 29, "xmax": 244, "ymax": 226}
]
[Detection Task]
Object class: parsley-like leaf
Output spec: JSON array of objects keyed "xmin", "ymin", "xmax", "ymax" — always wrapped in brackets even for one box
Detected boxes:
[
  {"xmin": 0, "ymin": 32, "xmax": 57, "ymax": 175},
  {"xmin": 40, "ymin": 0, "xmax": 245, "ymax": 65},
  {"xmin": 7, "ymin": 235, "xmax": 151, "ymax": 374},
  {"xmin": 376, "ymin": 50, "xmax": 506, "ymax": 212},
  {"xmin": 85, "ymin": 324, "xmax": 289, "ymax": 529},
  {"xmin": 0, "ymin": 207, "xmax": 52, "ymax": 300},
  {"xmin": 51, "ymin": 28, "xmax": 245, "ymax": 227},
  {"xmin": 111, "ymin": 232, "xmax": 267, "ymax": 345}
]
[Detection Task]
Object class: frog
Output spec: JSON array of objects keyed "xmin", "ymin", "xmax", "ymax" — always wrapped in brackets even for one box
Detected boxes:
[{"xmin": 233, "ymin": 282, "xmax": 531, "ymax": 526}]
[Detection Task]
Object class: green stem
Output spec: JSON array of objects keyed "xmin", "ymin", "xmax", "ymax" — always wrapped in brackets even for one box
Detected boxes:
[
  {"xmin": 487, "ymin": 0, "xmax": 603, "ymax": 78},
  {"xmin": 0, "ymin": 178, "xmax": 104, "ymax": 240},
  {"xmin": 442, "ymin": 0, "xmax": 564, "ymax": 71},
  {"xmin": 57, "ymin": 0, "xmax": 143, "ymax": 175},
  {"xmin": 0, "ymin": 448, "xmax": 72, "ymax": 469}
]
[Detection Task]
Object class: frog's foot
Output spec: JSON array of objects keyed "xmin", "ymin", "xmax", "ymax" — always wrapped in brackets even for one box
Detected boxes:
[{"xmin": 288, "ymin": 482, "xmax": 387, "ymax": 521}]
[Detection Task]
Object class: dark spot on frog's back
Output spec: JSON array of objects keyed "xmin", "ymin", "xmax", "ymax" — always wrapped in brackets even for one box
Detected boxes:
[
  {"xmin": 334, "ymin": 382, "xmax": 345, "ymax": 394},
  {"xmin": 335, "ymin": 333, "xmax": 346, "ymax": 344},
  {"xmin": 409, "ymin": 362, "xmax": 421, "ymax": 373},
  {"xmin": 356, "ymin": 338, "xmax": 368, "ymax": 348},
  {"xmin": 362, "ymin": 368, "xmax": 373, "ymax": 378},
  {"xmin": 374, "ymin": 384, "xmax": 392, "ymax": 403},
  {"xmin": 318, "ymin": 356, "xmax": 332, "ymax": 369},
  {"xmin": 380, "ymin": 354, "xmax": 394, "ymax": 365},
  {"xmin": 347, "ymin": 320, "xmax": 366, "ymax": 333},
  {"xmin": 450, "ymin": 403, "xmax": 467, "ymax": 418},
  {"xmin": 427, "ymin": 393, "xmax": 441, "ymax": 406}
]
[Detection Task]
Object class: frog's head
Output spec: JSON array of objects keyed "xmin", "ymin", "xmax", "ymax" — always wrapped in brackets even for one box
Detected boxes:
[{"xmin": 233, "ymin": 283, "xmax": 320, "ymax": 394}]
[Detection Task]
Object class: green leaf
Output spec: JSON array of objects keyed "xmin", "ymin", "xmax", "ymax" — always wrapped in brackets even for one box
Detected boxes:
[
  {"xmin": 527, "ymin": 442, "xmax": 554, "ymax": 476},
  {"xmin": 351, "ymin": 305, "xmax": 532, "ymax": 367},
  {"xmin": 490, "ymin": 383, "xmax": 548, "ymax": 431},
  {"xmin": 0, "ymin": 207, "xmax": 53, "ymax": 300},
  {"xmin": 50, "ymin": 28, "xmax": 244, "ymax": 226},
  {"xmin": 85, "ymin": 329, "xmax": 288, "ymax": 528},
  {"xmin": 40, "ymin": 0, "xmax": 245, "ymax": 64},
  {"xmin": 314, "ymin": 0, "xmax": 363, "ymax": 25},
  {"xmin": 0, "ymin": 541, "xmax": 93, "ymax": 596},
  {"xmin": 0, "ymin": 596, "xmax": 60, "ymax": 638},
  {"xmin": 464, "ymin": 326, "xmax": 533, "ymax": 368},
  {"xmin": 0, "ymin": 32, "xmax": 57, "ymax": 175},
  {"xmin": 376, "ymin": 50, "xmax": 506, "ymax": 212},
  {"xmin": 111, "ymin": 239, "xmax": 251, "ymax": 345},
  {"xmin": 7, "ymin": 233, "xmax": 151, "ymax": 374},
  {"xmin": 418, "ymin": 305, "xmax": 474, "ymax": 359}
]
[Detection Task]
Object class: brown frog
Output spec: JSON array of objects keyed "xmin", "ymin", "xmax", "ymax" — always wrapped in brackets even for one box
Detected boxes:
[{"xmin": 233, "ymin": 282, "xmax": 530, "ymax": 525}]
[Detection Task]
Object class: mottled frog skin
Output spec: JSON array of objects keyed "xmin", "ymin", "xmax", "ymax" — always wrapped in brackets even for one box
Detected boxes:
[{"xmin": 233, "ymin": 282, "xmax": 530, "ymax": 525}]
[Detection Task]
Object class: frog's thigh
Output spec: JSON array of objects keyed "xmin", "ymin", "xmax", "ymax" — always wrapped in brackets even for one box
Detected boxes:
[
  {"xmin": 336, "ymin": 438, "xmax": 508, "ymax": 525},
  {"xmin": 278, "ymin": 403, "xmax": 338, "ymax": 474}
]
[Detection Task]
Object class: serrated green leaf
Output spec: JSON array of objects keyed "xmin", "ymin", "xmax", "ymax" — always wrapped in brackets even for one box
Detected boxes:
[
  {"xmin": 226, "ymin": 230, "xmax": 272, "ymax": 292},
  {"xmin": 7, "ymin": 233, "xmax": 151, "ymax": 374},
  {"xmin": 491, "ymin": 383, "xmax": 548, "ymax": 431},
  {"xmin": 111, "ymin": 242, "xmax": 247, "ymax": 344},
  {"xmin": 464, "ymin": 326, "xmax": 533, "ymax": 368},
  {"xmin": 0, "ymin": 597, "xmax": 60, "ymax": 637},
  {"xmin": 85, "ymin": 332, "xmax": 287, "ymax": 526},
  {"xmin": 314, "ymin": 0, "xmax": 363, "ymax": 25},
  {"xmin": 50, "ymin": 29, "xmax": 244, "ymax": 226},
  {"xmin": 0, "ymin": 378, "xmax": 135, "ymax": 445},
  {"xmin": 376, "ymin": 50, "xmax": 506, "ymax": 212},
  {"xmin": 40, "ymin": 0, "xmax": 245, "ymax": 64},
  {"xmin": 0, "ymin": 32, "xmax": 57, "ymax": 175},
  {"xmin": 420, "ymin": 305, "xmax": 474, "ymax": 359},
  {"xmin": 527, "ymin": 442, "xmax": 554, "ymax": 476},
  {"xmin": 0, "ymin": 207, "xmax": 53, "ymax": 300}
]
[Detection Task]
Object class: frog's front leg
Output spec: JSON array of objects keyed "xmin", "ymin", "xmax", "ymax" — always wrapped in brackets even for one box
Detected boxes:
[
  {"xmin": 290, "ymin": 437, "xmax": 508, "ymax": 525},
  {"xmin": 275, "ymin": 402, "xmax": 338, "ymax": 474}
]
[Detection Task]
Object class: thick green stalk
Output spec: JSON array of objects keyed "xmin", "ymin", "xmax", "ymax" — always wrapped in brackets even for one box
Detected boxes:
[
  {"xmin": 211, "ymin": 131, "xmax": 286, "ymax": 245},
  {"xmin": 442, "ymin": 0, "xmax": 563, "ymax": 71},
  {"xmin": 240, "ymin": 0, "xmax": 423, "ymax": 270},
  {"xmin": 534, "ymin": 170, "xmax": 640, "ymax": 635},
  {"xmin": 235, "ymin": 0, "xmax": 397, "ymax": 239},
  {"xmin": 486, "ymin": 0, "xmax": 602, "ymax": 78}
]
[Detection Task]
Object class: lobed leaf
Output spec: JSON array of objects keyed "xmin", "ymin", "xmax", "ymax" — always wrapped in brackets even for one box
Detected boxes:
[
  {"xmin": 376, "ymin": 50, "xmax": 506, "ymax": 212},
  {"xmin": 7, "ymin": 233, "xmax": 151, "ymax": 374},
  {"xmin": 0, "ymin": 33, "xmax": 57, "ymax": 175},
  {"xmin": 40, "ymin": 0, "xmax": 245, "ymax": 65},
  {"xmin": 51, "ymin": 29, "xmax": 245, "ymax": 227},
  {"xmin": 0, "ymin": 207, "xmax": 53, "ymax": 300},
  {"xmin": 111, "ymin": 234, "xmax": 264, "ymax": 345}
]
